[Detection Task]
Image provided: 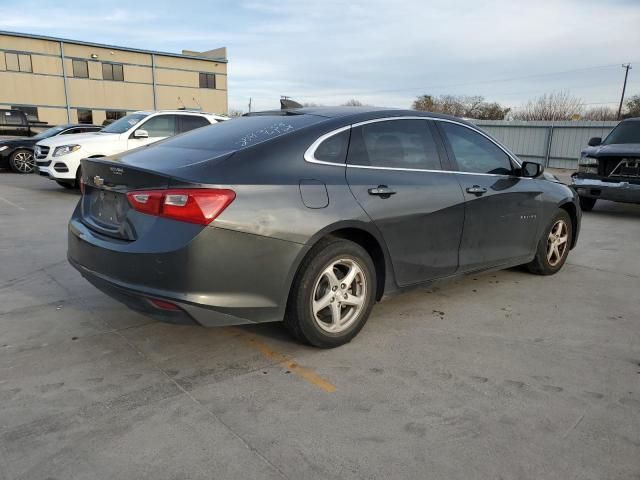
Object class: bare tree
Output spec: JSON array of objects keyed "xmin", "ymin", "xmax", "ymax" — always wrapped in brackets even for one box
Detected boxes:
[
  {"xmin": 624, "ymin": 94, "xmax": 640, "ymax": 118},
  {"xmin": 511, "ymin": 91, "xmax": 584, "ymax": 121},
  {"xmin": 341, "ymin": 99, "xmax": 363, "ymax": 107},
  {"xmin": 412, "ymin": 94, "xmax": 509, "ymax": 119},
  {"xmin": 582, "ymin": 106, "xmax": 618, "ymax": 121}
]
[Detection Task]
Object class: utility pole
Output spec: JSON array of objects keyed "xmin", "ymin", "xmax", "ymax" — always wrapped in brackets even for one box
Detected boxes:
[
  {"xmin": 617, "ymin": 63, "xmax": 632, "ymax": 120},
  {"xmin": 248, "ymin": 97, "xmax": 252, "ymax": 113}
]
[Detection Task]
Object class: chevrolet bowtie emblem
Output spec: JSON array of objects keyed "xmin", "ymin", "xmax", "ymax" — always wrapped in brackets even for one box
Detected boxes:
[{"xmin": 93, "ymin": 175, "xmax": 104, "ymax": 186}]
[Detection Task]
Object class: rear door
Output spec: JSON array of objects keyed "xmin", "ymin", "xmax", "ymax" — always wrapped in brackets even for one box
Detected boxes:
[
  {"xmin": 346, "ymin": 118, "xmax": 465, "ymax": 286},
  {"xmin": 436, "ymin": 121, "xmax": 543, "ymax": 271},
  {"xmin": 128, "ymin": 114, "xmax": 178, "ymax": 149}
]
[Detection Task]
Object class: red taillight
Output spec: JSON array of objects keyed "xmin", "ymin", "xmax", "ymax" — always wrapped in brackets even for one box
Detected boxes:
[
  {"xmin": 148, "ymin": 298, "xmax": 181, "ymax": 311},
  {"xmin": 126, "ymin": 188, "xmax": 235, "ymax": 225}
]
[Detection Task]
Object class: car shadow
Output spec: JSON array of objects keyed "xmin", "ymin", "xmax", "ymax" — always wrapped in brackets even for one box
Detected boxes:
[{"xmin": 584, "ymin": 200, "xmax": 640, "ymax": 219}]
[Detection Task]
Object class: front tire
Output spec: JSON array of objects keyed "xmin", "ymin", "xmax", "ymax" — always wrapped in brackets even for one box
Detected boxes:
[
  {"xmin": 527, "ymin": 210, "xmax": 572, "ymax": 275},
  {"xmin": 285, "ymin": 238, "xmax": 376, "ymax": 348},
  {"xmin": 579, "ymin": 196, "xmax": 596, "ymax": 211},
  {"xmin": 9, "ymin": 149, "xmax": 35, "ymax": 174}
]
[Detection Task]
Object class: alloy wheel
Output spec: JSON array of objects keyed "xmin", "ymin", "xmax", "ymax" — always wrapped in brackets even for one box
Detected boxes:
[
  {"xmin": 311, "ymin": 258, "xmax": 367, "ymax": 333},
  {"xmin": 13, "ymin": 151, "xmax": 35, "ymax": 173},
  {"xmin": 547, "ymin": 219, "xmax": 568, "ymax": 267}
]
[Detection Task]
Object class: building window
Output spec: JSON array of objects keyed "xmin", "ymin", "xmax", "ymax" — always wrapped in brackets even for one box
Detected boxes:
[
  {"xmin": 5, "ymin": 52, "xmax": 32, "ymax": 72},
  {"xmin": 102, "ymin": 63, "xmax": 124, "ymax": 81},
  {"xmin": 106, "ymin": 111, "xmax": 126, "ymax": 121},
  {"xmin": 12, "ymin": 106, "xmax": 38, "ymax": 122},
  {"xmin": 77, "ymin": 109, "xmax": 93, "ymax": 124},
  {"xmin": 199, "ymin": 72, "xmax": 216, "ymax": 89},
  {"xmin": 72, "ymin": 59, "xmax": 89, "ymax": 78}
]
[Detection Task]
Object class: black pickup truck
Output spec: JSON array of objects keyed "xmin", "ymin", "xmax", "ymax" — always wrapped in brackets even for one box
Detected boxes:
[
  {"xmin": 0, "ymin": 109, "xmax": 33, "ymax": 137},
  {"xmin": 572, "ymin": 117, "xmax": 640, "ymax": 210}
]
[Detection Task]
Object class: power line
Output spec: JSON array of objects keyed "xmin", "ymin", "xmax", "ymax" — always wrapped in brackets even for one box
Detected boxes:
[{"xmin": 292, "ymin": 61, "xmax": 638, "ymax": 100}]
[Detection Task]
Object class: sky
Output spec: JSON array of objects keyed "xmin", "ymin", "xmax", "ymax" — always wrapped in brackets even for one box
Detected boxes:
[{"xmin": 1, "ymin": 0, "xmax": 639, "ymax": 113}]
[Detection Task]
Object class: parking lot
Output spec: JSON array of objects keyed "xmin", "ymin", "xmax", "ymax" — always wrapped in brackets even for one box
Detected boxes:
[{"xmin": 0, "ymin": 170, "xmax": 638, "ymax": 479}]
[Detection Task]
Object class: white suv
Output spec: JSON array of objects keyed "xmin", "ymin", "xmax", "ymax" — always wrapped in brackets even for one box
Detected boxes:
[{"xmin": 36, "ymin": 110, "xmax": 227, "ymax": 188}]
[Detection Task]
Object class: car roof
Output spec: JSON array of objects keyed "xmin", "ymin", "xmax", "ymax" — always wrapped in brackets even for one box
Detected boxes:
[
  {"xmin": 59, "ymin": 124, "xmax": 101, "ymax": 128},
  {"xmin": 621, "ymin": 117, "xmax": 640, "ymax": 122},
  {"xmin": 247, "ymin": 106, "xmax": 473, "ymax": 127}
]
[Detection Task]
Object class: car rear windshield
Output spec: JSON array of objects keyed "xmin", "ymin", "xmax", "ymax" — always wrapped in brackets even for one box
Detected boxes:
[
  {"xmin": 161, "ymin": 114, "xmax": 325, "ymax": 151},
  {"xmin": 101, "ymin": 113, "xmax": 149, "ymax": 134},
  {"xmin": 32, "ymin": 126, "xmax": 66, "ymax": 140},
  {"xmin": 603, "ymin": 121, "xmax": 640, "ymax": 145}
]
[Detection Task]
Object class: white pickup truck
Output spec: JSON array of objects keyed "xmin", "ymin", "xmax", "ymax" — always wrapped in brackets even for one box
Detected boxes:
[{"xmin": 36, "ymin": 110, "xmax": 227, "ymax": 188}]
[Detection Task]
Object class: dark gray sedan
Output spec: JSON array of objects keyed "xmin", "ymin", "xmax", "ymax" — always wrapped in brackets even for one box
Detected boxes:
[{"xmin": 68, "ymin": 107, "xmax": 581, "ymax": 347}]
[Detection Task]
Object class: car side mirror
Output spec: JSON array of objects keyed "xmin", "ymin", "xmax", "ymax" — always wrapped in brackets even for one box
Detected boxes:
[
  {"xmin": 520, "ymin": 161, "xmax": 544, "ymax": 178},
  {"xmin": 133, "ymin": 129, "xmax": 149, "ymax": 139},
  {"xmin": 588, "ymin": 137, "xmax": 601, "ymax": 147}
]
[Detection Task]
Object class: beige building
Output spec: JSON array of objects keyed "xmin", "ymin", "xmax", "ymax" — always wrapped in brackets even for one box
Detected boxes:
[{"xmin": 0, "ymin": 31, "xmax": 228, "ymax": 126}]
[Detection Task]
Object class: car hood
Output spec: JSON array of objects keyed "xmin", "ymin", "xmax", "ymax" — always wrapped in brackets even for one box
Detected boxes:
[
  {"xmin": 0, "ymin": 137, "xmax": 36, "ymax": 147},
  {"xmin": 36, "ymin": 131, "xmax": 115, "ymax": 147},
  {"xmin": 582, "ymin": 143, "xmax": 640, "ymax": 158}
]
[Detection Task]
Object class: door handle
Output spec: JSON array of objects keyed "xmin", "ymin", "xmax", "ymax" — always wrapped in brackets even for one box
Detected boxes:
[
  {"xmin": 368, "ymin": 185, "xmax": 397, "ymax": 198},
  {"xmin": 466, "ymin": 185, "xmax": 487, "ymax": 195}
]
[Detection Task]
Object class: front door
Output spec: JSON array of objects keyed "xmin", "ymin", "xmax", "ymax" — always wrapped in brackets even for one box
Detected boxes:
[
  {"xmin": 436, "ymin": 121, "xmax": 543, "ymax": 272},
  {"xmin": 346, "ymin": 118, "xmax": 465, "ymax": 287}
]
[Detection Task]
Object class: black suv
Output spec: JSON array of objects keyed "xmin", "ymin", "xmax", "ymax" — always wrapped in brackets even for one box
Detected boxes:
[{"xmin": 0, "ymin": 124, "xmax": 101, "ymax": 173}]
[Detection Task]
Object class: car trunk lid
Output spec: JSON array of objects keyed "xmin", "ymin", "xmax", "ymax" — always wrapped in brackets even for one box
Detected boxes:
[{"xmin": 80, "ymin": 158, "xmax": 172, "ymax": 240}]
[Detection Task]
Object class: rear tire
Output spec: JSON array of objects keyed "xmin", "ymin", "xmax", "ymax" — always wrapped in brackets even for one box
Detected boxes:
[
  {"xmin": 284, "ymin": 238, "xmax": 376, "ymax": 348},
  {"xmin": 527, "ymin": 209, "xmax": 572, "ymax": 275},
  {"xmin": 579, "ymin": 196, "xmax": 596, "ymax": 211},
  {"xmin": 9, "ymin": 149, "xmax": 35, "ymax": 174}
]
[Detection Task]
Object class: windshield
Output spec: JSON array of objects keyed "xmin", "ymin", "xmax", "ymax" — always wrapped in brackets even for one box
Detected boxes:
[
  {"xmin": 32, "ymin": 126, "xmax": 66, "ymax": 140},
  {"xmin": 162, "ymin": 114, "xmax": 324, "ymax": 152},
  {"xmin": 100, "ymin": 113, "xmax": 148, "ymax": 134},
  {"xmin": 603, "ymin": 121, "xmax": 640, "ymax": 145}
]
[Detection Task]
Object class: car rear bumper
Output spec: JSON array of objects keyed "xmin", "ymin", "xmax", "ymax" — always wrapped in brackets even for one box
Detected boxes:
[
  {"xmin": 571, "ymin": 174, "xmax": 640, "ymax": 204},
  {"xmin": 68, "ymin": 210, "xmax": 307, "ymax": 327}
]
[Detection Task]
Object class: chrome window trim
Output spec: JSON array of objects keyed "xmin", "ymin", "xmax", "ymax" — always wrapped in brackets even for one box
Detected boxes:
[
  {"xmin": 303, "ymin": 125, "xmax": 352, "ymax": 166},
  {"xmin": 303, "ymin": 116, "xmax": 526, "ymax": 177}
]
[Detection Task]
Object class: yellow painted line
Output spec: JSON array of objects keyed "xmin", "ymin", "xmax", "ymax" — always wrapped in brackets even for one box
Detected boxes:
[{"xmin": 229, "ymin": 328, "xmax": 337, "ymax": 393}]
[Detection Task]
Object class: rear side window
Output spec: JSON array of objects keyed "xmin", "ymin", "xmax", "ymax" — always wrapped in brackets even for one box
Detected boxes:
[
  {"xmin": 440, "ymin": 122, "xmax": 512, "ymax": 175},
  {"xmin": 180, "ymin": 115, "xmax": 210, "ymax": 133},
  {"xmin": 314, "ymin": 130, "xmax": 350, "ymax": 164},
  {"xmin": 348, "ymin": 119, "xmax": 442, "ymax": 170}
]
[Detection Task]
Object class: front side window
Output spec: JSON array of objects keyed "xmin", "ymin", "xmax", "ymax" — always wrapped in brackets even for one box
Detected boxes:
[
  {"xmin": 348, "ymin": 119, "xmax": 442, "ymax": 170},
  {"xmin": 199, "ymin": 72, "xmax": 216, "ymax": 89},
  {"xmin": 102, "ymin": 63, "xmax": 124, "ymax": 81},
  {"xmin": 72, "ymin": 59, "xmax": 89, "ymax": 78},
  {"xmin": 440, "ymin": 122, "xmax": 512, "ymax": 175},
  {"xmin": 138, "ymin": 115, "xmax": 177, "ymax": 137}
]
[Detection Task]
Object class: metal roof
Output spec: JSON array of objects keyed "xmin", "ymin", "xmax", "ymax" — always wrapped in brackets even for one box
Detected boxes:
[{"xmin": 0, "ymin": 30, "xmax": 228, "ymax": 63}]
